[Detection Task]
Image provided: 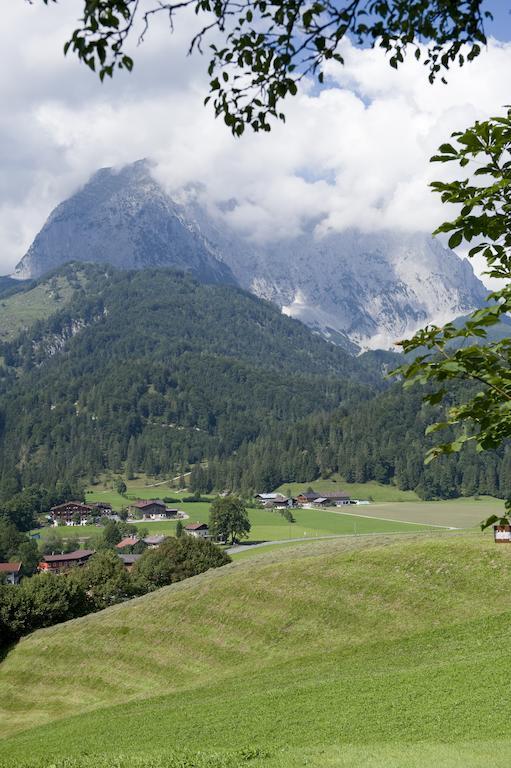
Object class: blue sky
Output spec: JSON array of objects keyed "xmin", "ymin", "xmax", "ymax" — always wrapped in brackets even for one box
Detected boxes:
[{"xmin": 486, "ymin": 2, "xmax": 511, "ymax": 40}]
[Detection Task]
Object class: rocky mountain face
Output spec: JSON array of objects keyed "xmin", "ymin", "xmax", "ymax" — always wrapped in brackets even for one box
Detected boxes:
[
  {"xmin": 15, "ymin": 160, "xmax": 235, "ymax": 286},
  {"xmin": 15, "ymin": 160, "xmax": 488, "ymax": 351}
]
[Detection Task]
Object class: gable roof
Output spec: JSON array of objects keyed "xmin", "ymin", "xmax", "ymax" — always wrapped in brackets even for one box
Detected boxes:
[
  {"xmin": 143, "ymin": 535, "xmax": 166, "ymax": 545},
  {"xmin": 298, "ymin": 491, "xmax": 319, "ymax": 500},
  {"xmin": 133, "ymin": 499, "xmax": 166, "ymax": 509},
  {"xmin": 0, "ymin": 562, "xmax": 22, "ymax": 574},
  {"xmin": 115, "ymin": 537, "xmax": 140, "ymax": 549},
  {"xmin": 42, "ymin": 550, "xmax": 95, "ymax": 563},
  {"xmin": 118, "ymin": 554, "xmax": 142, "ymax": 565},
  {"xmin": 185, "ymin": 522, "xmax": 208, "ymax": 531},
  {"xmin": 50, "ymin": 501, "xmax": 92, "ymax": 513}
]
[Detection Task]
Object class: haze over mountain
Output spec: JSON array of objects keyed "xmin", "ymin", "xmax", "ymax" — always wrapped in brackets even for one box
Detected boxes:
[{"xmin": 15, "ymin": 160, "xmax": 488, "ymax": 351}]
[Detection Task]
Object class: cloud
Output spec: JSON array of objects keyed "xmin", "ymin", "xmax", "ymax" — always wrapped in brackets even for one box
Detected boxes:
[{"xmin": 0, "ymin": 3, "xmax": 509, "ymax": 283}]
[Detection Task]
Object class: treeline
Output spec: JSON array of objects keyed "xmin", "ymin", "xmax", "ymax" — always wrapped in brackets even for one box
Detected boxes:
[
  {"xmin": 0, "ymin": 536, "xmax": 230, "ymax": 648},
  {"xmin": 189, "ymin": 384, "xmax": 510, "ymax": 500}
]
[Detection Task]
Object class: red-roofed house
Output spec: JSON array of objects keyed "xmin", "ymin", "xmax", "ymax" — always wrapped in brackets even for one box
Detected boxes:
[
  {"xmin": 184, "ymin": 522, "xmax": 209, "ymax": 539},
  {"xmin": 0, "ymin": 562, "xmax": 22, "ymax": 585},
  {"xmin": 115, "ymin": 536, "xmax": 141, "ymax": 551}
]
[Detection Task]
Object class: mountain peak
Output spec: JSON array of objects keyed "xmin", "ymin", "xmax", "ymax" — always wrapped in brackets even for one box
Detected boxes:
[
  {"xmin": 15, "ymin": 160, "xmax": 235, "ymax": 286},
  {"xmin": 15, "ymin": 160, "xmax": 488, "ymax": 351}
]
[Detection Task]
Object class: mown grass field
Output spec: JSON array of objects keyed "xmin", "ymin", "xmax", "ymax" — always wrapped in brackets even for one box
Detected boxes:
[
  {"xmin": 1, "ymin": 533, "xmax": 511, "ymax": 767},
  {"xmin": 34, "ymin": 504, "xmax": 437, "ymax": 547},
  {"xmin": 348, "ymin": 496, "xmax": 504, "ymax": 529}
]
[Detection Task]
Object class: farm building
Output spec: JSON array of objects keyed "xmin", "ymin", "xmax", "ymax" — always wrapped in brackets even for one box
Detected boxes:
[
  {"xmin": 0, "ymin": 562, "xmax": 22, "ymax": 585},
  {"xmin": 39, "ymin": 550, "xmax": 95, "ymax": 574},
  {"xmin": 118, "ymin": 554, "xmax": 142, "ymax": 571},
  {"xmin": 320, "ymin": 491, "xmax": 351, "ymax": 505},
  {"xmin": 144, "ymin": 535, "xmax": 166, "ymax": 548},
  {"xmin": 255, "ymin": 493, "xmax": 294, "ymax": 508},
  {"xmin": 130, "ymin": 500, "xmax": 179, "ymax": 520},
  {"xmin": 116, "ymin": 537, "xmax": 141, "ymax": 551},
  {"xmin": 185, "ymin": 522, "xmax": 209, "ymax": 539},
  {"xmin": 90, "ymin": 502, "xmax": 113, "ymax": 516},
  {"xmin": 296, "ymin": 490, "xmax": 351, "ymax": 506},
  {"xmin": 295, "ymin": 492, "xmax": 320, "ymax": 505},
  {"xmin": 49, "ymin": 501, "xmax": 94, "ymax": 526},
  {"xmin": 116, "ymin": 535, "xmax": 166, "ymax": 551}
]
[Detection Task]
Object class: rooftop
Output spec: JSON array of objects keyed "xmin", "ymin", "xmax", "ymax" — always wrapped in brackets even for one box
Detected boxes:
[
  {"xmin": 42, "ymin": 550, "xmax": 95, "ymax": 563},
  {"xmin": 185, "ymin": 522, "xmax": 208, "ymax": 531},
  {"xmin": 115, "ymin": 537, "xmax": 140, "ymax": 549},
  {"xmin": 118, "ymin": 554, "xmax": 142, "ymax": 565},
  {"xmin": 0, "ymin": 562, "xmax": 22, "ymax": 574},
  {"xmin": 50, "ymin": 501, "xmax": 92, "ymax": 513},
  {"xmin": 133, "ymin": 499, "xmax": 166, "ymax": 509}
]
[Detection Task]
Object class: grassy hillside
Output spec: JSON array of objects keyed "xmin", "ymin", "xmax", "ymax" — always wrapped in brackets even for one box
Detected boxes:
[
  {"xmin": 1, "ymin": 533, "xmax": 511, "ymax": 766},
  {"xmin": 0, "ymin": 273, "xmax": 80, "ymax": 342}
]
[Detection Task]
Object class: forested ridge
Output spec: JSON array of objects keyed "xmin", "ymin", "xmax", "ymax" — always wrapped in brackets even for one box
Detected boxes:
[
  {"xmin": 194, "ymin": 382, "xmax": 510, "ymax": 499},
  {"xmin": 0, "ymin": 265, "xmax": 381, "ymax": 495},
  {"xmin": 0, "ymin": 264, "xmax": 505, "ymax": 504}
]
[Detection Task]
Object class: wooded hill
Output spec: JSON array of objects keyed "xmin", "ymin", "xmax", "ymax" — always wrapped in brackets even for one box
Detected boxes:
[
  {"xmin": 0, "ymin": 265, "xmax": 385, "ymax": 496},
  {"xmin": 0, "ymin": 263, "xmax": 505, "ymax": 504}
]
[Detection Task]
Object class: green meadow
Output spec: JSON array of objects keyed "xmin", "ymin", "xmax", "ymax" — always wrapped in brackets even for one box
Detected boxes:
[
  {"xmin": 1, "ymin": 533, "xmax": 511, "ymax": 767},
  {"xmin": 0, "ymin": 275, "xmax": 78, "ymax": 342},
  {"xmin": 34, "ymin": 504, "xmax": 438, "ymax": 547}
]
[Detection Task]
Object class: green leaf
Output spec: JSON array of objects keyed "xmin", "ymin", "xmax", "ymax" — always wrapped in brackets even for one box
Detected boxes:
[{"xmin": 448, "ymin": 231, "xmax": 463, "ymax": 249}]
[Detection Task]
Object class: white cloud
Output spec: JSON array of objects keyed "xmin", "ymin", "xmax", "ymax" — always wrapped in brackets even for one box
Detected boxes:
[{"xmin": 0, "ymin": 3, "xmax": 509, "ymax": 284}]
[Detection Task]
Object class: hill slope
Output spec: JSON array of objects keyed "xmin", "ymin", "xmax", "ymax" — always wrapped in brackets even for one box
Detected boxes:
[{"xmin": 0, "ymin": 534, "xmax": 511, "ymax": 767}]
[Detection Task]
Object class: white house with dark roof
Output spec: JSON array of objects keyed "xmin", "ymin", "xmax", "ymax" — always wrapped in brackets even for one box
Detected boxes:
[
  {"xmin": 130, "ymin": 500, "xmax": 179, "ymax": 520},
  {"xmin": 184, "ymin": 522, "xmax": 209, "ymax": 539}
]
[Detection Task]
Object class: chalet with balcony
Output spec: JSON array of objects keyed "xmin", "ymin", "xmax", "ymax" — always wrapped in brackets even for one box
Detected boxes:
[
  {"xmin": 39, "ymin": 549, "xmax": 95, "ymax": 574},
  {"xmin": 49, "ymin": 501, "xmax": 93, "ymax": 526}
]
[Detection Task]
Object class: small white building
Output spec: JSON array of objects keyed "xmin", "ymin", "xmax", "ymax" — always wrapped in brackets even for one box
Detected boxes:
[{"xmin": 184, "ymin": 522, "xmax": 209, "ymax": 539}]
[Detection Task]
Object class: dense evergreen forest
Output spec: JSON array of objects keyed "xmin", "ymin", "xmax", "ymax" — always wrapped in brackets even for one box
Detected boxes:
[
  {"xmin": 0, "ymin": 264, "xmax": 506, "ymax": 511},
  {"xmin": 192, "ymin": 383, "xmax": 510, "ymax": 500},
  {"xmin": 0, "ymin": 265, "xmax": 385, "ymax": 497}
]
